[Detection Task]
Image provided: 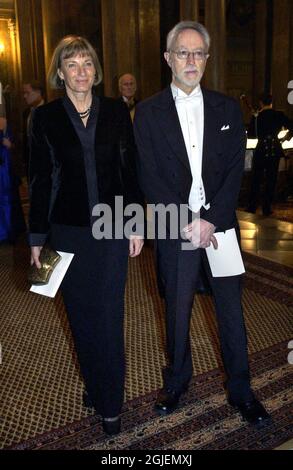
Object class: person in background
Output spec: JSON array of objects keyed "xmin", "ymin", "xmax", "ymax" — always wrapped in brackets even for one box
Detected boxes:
[
  {"xmin": 118, "ymin": 73, "xmax": 138, "ymax": 121},
  {"xmin": 22, "ymin": 81, "xmax": 45, "ymax": 177},
  {"xmin": 246, "ymin": 93, "xmax": 293, "ymax": 216},
  {"xmin": 29, "ymin": 36, "xmax": 143, "ymax": 436},
  {"xmin": 0, "ymin": 88, "xmax": 6, "ymax": 118},
  {"xmin": 0, "ymin": 117, "xmax": 26, "ymax": 242}
]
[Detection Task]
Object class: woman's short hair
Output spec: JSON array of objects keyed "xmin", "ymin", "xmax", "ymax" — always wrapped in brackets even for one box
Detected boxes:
[
  {"xmin": 166, "ymin": 21, "xmax": 210, "ymax": 53},
  {"xmin": 48, "ymin": 35, "xmax": 103, "ymax": 89}
]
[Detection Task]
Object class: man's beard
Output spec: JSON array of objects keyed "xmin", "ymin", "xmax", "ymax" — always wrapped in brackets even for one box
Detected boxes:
[{"xmin": 173, "ymin": 67, "xmax": 203, "ymax": 90}]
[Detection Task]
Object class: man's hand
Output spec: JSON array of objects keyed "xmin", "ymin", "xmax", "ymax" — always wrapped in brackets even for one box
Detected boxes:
[
  {"xmin": 129, "ymin": 236, "xmax": 144, "ymax": 257},
  {"xmin": 199, "ymin": 219, "xmax": 218, "ymax": 249},
  {"xmin": 183, "ymin": 219, "xmax": 218, "ymax": 249},
  {"xmin": 30, "ymin": 246, "xmax": 43, "ymax": 268}
]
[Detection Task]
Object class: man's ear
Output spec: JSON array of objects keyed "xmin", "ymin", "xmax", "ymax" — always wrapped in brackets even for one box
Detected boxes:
[{"xmin": 164, "ymin": 52, "xmax": 171, "ymax": 68}]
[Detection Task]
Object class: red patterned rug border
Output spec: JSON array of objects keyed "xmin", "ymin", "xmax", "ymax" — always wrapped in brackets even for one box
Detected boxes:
[
  {"xmin": 242, "ymin": 253, "xmax": 293, "ymax": 307},
  {"xmin": 243, "ymin": 251, "xmax": 293, "ymax": 277},
  {"xmin": 7, "ymin": 340, "xmax": 292, "ymax": 450}
]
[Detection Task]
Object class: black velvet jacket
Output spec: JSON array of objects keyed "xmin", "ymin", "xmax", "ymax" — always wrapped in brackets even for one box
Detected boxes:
[{"xmin": 29, "ymin": 96, "xmax": 143, "ymax": 245}]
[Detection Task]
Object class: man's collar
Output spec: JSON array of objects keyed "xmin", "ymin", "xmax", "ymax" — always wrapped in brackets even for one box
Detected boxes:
[
  {"xmin": 171, "ymin": 83, "xmax": 202, "ymax": 102},
  {"xmin": 122, "ymin": 95, "xmax": 135, "ymax": 103},
  {"xmin": 31, "ymin": 99, "xmax": 45, "ymax": 110}
]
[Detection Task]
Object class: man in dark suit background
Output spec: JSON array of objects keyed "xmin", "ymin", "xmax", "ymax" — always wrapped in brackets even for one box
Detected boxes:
[
  {"xmin": 247, "ymin": 93, "xmax": 293, "ymax": 216},
  {"xmin": 22, "ymin": 81, "xmax": 45, "ymax": 177},
  {"xmin": 118, "ymin": 73, "xmax": 138, "ymax": 121},
  {"xmin": 134, "ymin": 21, "xmax": 270, "ymax": 426}
]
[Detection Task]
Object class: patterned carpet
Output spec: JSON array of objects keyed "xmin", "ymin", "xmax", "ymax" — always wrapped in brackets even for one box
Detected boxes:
[
  {"xmin": 0, "ymin": 241, "xmax": 292, "ymax": 450},
  {"xmin": 9, "ymin": 342, "xmax": 292, "ymax": 450}
]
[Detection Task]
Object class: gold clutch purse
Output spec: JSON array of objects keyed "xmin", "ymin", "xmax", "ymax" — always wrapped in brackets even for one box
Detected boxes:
[{"xmin": 28, "ymin": 246, "xmax": 61, "ymax": 285}]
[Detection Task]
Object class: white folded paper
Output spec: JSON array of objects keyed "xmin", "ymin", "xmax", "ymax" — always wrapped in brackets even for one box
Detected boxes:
[
  {"xmin": 205, "ymin": 228, "xmax": 245, "ymax": 277},
  {"xmin": 30, "ymin": 251, "xmax": 74, "ymax": 298}
]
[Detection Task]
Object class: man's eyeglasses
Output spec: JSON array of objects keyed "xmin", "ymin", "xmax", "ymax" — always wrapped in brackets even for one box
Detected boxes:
[{"xmin": 171, "ymin": 50, "xmax": 210, "ymax": 61}]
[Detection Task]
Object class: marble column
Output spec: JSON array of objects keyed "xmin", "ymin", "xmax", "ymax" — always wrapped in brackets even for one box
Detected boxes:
[
  {"xmin": 14, "ymin": 0, "xmax": 46, "ymax": 160},
  {"xmin": 41, "ymin": 0, "xmax": 102, "ymax": 100},
  {"xmin": 7, "ymin": 19, "xmax": 21, "ymax": 124},
  {"xmin": 15, "ymin": 0, "xmax": 46, "ymax": 86},
  {"xmin": 138, "ymin": 0, "xmax": 161, "ymax": 99},
  {"xmin": 271, "ymin": 0, "xmax": 291, "ymax": 114},
  {"xmin": 101, "ymin": 0, "xmax": 160, "ymax": 99},
  {"xmin": 180, "ymin": 0, "xmax": 199, "ymax": 21},
  {"xmin": 204, "ymin": 0, "xmax": 226, "ymax": 93},
  {"xmin": 101, "ymin": 0, "xmax": 139, "ymax": 97},
  {"xmin": 253, "ymin": 0, "xmax": 268, "ymax": 103},
  {"xmin": 8, "ymin": 19, "xmax": 19, "ymax": 95}
]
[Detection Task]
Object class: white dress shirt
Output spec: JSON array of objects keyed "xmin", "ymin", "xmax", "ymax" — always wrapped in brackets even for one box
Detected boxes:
[{"xmin": 171, "ymin": 83, "xmax": 209, "ymax": 213}]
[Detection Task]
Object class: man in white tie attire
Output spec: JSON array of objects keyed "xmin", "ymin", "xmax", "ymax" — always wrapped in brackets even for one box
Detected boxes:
[{"xmin": 134, "ymin": 21, "xmax": 270, "ymax": 427}]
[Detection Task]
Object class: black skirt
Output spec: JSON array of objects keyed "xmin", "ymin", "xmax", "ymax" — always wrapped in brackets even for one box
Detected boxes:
[{"xmin": 50, "ymin": 223, "xmax": 129, "ymax": 417}]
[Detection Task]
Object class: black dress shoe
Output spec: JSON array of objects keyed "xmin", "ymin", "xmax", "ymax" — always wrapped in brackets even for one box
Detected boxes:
[
  {"xmin": 155, "ymin": 388, "xmax": 185, "ymax": 415},
  {"xmin": 228, "ymin": 398, "xmax": 271, "ymax": 426},
  {"xmin": 102, "ymin": 417, "xmax": 121, "ymax": 436}
]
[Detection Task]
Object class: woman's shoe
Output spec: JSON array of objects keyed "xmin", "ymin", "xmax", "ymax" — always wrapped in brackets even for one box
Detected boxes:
[{"xmin": 102, "ymin": 416, "xmax": 121, "ymax": 436}]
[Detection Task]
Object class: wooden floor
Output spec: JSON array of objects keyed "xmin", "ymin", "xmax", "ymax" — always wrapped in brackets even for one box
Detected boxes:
[{"xmin": 238, "ymin": 210, "xmax": 293, "ymax": 268}]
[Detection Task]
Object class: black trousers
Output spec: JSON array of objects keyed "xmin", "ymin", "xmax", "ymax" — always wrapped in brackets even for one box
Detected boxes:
[
  {"xmin": 248, "ymin": 153, "xmax": 280, "ymax": 213},
  {"xmin": 50, "ymin": 224, "xmax": 129, "ymax": 417},
  {"xmin": 156, "ymin": 237, "xmax": 254, "ymax": 403}
]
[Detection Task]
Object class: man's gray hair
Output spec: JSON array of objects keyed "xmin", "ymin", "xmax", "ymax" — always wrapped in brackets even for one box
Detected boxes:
[{"xmin": 166, "ymin": 21, "xmax": 211, "ymax": 52}]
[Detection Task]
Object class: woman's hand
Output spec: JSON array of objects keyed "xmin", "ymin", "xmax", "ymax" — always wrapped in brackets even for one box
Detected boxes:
[
  {"xmin": 129, "ymin": 236, "xmax": 144, "ymax": 257},
  {"xmin": 30, "ymin": 246, "xmax": 43, "ymax": 268}
]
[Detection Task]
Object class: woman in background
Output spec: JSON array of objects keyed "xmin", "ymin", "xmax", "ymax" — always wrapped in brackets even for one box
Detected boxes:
[{"xmin": 0, "ymin": 117, "xmax": 26, "ymax": 242}]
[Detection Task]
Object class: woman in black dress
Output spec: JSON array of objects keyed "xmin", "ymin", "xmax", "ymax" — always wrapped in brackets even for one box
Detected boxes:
[{"xmin": 29, "ymin": 36, "xmax": 144, "ymax": 435}]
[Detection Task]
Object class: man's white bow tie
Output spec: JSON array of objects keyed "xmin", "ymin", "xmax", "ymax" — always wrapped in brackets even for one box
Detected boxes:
[{"xmin": 174, "ymin": 89, "xmax": 201, "ymax": 103}]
